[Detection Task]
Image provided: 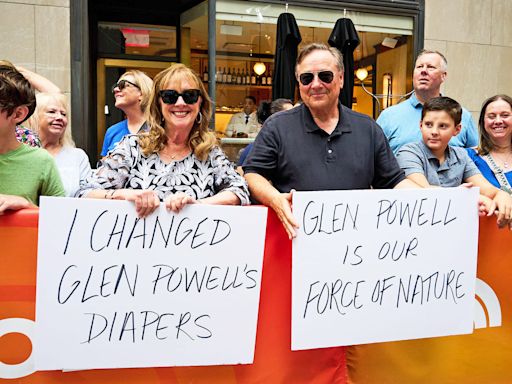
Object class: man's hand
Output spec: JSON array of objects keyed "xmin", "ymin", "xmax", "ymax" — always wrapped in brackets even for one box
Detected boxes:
[
  {"xmin": 245, "ymin": 173, "xmax": 299, "ymax": 239},
  {"xmin": 478, "ymin": 195, "xmax": 496, "ymax": 217},
  {"xmin": 0, "ymin": 194, "xmax": 33, "ymax": 215},
  {"xmin": 269, "ymin": 189, "xmax": 299, "ymax": 239}
]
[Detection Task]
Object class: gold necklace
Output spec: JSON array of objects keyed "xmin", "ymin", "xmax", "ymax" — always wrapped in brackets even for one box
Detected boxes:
[{"xmin": 160, "ymin": 146, "xmax": 190, "ymax": 160}]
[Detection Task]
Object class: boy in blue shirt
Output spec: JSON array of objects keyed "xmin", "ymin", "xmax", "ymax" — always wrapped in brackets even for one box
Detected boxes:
[{"xmin": 396, "ymin": 96, "xmax": 512, "ymax": 228}]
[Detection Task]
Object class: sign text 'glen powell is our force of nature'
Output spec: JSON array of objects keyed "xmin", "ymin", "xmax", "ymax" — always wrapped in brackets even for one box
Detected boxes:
[{"xmin": 292, "ymin": 188, "xmax": 479, "ymax": 350}]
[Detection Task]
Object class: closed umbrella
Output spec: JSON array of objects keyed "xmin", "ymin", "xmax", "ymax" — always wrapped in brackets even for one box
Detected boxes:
[
  {"xmin": 272, "ymin": 12, "xmax": 302, "ymax": 101},
  {"xmin": 328, "ymin": 18, "xmax": 360, "ymax": 109}
]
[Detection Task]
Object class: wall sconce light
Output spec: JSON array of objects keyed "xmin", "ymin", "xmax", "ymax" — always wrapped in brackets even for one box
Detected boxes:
[
  {"xmin": 356, "ymin": 68, "xmax": 368, "ymax": 82},
  {"xmin": 253, "ymin": 23, "xmax": 267, "ymax": 76},
  {"xmin": 382, "ymin": 73, "xmax": 392, "ymax": 109},
  {"xmin": 356, "ymin": 66, "xmax": 412, "ymax": 115},
  {"xmin": 253, "ymin": 62, "xmax": 266, "ymax": 76}
]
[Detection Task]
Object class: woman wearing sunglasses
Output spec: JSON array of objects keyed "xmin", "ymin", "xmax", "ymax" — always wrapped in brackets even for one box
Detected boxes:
[
  {"xmin": 78, "ymin": 64, "xmax": 249, "ymax": 217},
  {"xmin": 100, "ymin": 70, "xmax": 153, "ymax": 156}
]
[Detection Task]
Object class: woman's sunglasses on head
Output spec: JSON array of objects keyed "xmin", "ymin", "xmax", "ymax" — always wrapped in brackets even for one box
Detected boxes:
[
  {"xmin": 159, "ymin": 89, "xmax": 201, "ymax": 105},
  {"xmin": 298, "ymin": 71, "xmax": 335, "ymax": 86},
  {"xmin": 111, "ymin": 79, "xmax": 140, "ymax": 93}
]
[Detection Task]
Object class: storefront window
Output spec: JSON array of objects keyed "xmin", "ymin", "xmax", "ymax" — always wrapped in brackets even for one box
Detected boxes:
[
  {"xmin": 98, "ymin": 22, "xmax": 177, "ymax": 58},
  {"xmin": 177, "ymin": 1, "xmax": 415, "ymax": 159}
]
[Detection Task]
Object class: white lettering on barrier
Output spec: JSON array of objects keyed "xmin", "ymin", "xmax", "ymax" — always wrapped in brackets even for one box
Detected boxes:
[
  {"xmin": 0, "ymin": 318, "xmax": 36, "ymax": 379},
  {"xmin": 474, "ymin": 278, "xmax": 502, "ymax": 329}
]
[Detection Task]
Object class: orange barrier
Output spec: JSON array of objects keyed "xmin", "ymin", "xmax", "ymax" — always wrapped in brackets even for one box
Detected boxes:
[
  {"xmin": 0, "ymin": 209, "xmax": 346, "ymax": 383},
  {"xmin": 2, "ymin": 209, "xmax": 511, "ymax": 383},
  {"xmin": 347, "ymin": 216, "xmax": 512, "ymax": 384}
]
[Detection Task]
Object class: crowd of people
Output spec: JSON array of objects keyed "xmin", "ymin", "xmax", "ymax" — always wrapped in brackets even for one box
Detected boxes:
[{"xmin": 1, "ymin": 44, "xmax": 511, "ymax": 235}]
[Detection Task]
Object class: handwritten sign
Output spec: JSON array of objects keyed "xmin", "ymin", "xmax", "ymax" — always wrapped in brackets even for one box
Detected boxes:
[
  {"xmin": 292, "ymin": 188, "xmax": 479, "ymax": 350},
  {"xmin": 35, "ymin": 197, "xmax": 267, "ymax": 370}
]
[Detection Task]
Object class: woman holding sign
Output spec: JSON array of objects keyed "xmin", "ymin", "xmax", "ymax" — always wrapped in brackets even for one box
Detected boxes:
[{"xmin": 78, "ymin": 64, "xmax": 249, "ymax": 217}]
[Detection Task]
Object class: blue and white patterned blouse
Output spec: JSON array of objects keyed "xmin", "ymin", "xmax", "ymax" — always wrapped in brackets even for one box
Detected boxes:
[{"xmin": 78, "ymin": 134, "xmax": 250, "ymax": 205}]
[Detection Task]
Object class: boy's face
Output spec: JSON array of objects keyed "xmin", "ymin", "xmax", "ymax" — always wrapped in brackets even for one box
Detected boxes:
[{"xmin": 420, "ymin": 110, "xmax": 461, "ymax": 155}]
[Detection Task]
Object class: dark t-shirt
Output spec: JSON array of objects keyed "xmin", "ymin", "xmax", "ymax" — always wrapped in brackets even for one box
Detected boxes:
[{"xmin": 243, "ymin": 102, "xmax": 405, "ymax": 193}]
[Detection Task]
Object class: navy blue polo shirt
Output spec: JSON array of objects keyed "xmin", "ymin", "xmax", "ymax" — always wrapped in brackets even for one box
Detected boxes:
[{"xmin": 243, "ymin": 102, "xmax": 405, "ymax": 192}]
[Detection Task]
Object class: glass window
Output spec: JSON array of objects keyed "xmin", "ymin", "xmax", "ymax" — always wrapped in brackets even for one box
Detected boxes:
[{"xmin": 98, "ymin": 22, "xmax": 177, "ymax": 59}]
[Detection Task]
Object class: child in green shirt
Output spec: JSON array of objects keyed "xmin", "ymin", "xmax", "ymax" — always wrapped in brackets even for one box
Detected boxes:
[{"xmin": 0, "ymin": 65, "xmax": 64, "ymax": 213}]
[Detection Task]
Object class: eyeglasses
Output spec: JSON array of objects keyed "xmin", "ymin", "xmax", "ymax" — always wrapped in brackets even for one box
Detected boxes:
[
  {"xmin": 159, "ymin": 89, "xmax": 201, "ymax": 105},
  {"xmin": 111, "ymin": 79, "xmax": 140, "ymax": 93},
  {"xmin": 298, "ymin": 71, "xmax": 335, "ymax": 86}
]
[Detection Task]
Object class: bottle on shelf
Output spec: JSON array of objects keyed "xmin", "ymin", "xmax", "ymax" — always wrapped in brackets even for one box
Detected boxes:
[
  {"xmin": 227, "ymin": 68, "xmax": 232, "ymax": 84},
  {"xmin": 221, "ymin": 67, "xmax": 227, "ymax": 84},
  {"xmin": 236, "ymin": 69, "xmax": 242, "ymax": 85},
  {"xmin": 267, "ymin": 70, "xmax": 272, "ymax": 86},
  {"xmin": 203, "ymin": 66, "xmax": 208, "ymax": 82},
  {"xmin": 251, "ymin": 70, "xmax": 256, "ymax": 85},
  {"xmin": 241, "ymin": 68, "xmax": 246, "ymax": 85},
  {"xmin": 261, "ymin": 71, "xmax": 267, "ymax": 86},
  {"xmin": 245, "ymin": 68, "xmax": 251, "ymax": 85},
  {"xmin": 232, "ymin": 68, "xmax": 237, "ymax": 84}
]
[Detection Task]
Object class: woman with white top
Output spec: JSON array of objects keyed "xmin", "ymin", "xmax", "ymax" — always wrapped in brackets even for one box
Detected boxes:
[{"xmin": 28, "ymin": 92, "xmax": 91, "ymax": 197}]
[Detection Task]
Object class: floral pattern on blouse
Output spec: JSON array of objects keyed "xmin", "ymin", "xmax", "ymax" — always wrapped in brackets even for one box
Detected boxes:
[
  {"xmin": 15, "ymin": 125, "xmax": 41, "ymax": 147},
  {"xmin": 78, "ymin": 134, "xmax": 250, "ymax": 205}
]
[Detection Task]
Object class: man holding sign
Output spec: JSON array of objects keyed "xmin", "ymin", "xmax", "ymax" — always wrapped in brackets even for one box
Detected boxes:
[{"xmin": 243, "ymin": 43, "xmax": 416, "ymax": 238}]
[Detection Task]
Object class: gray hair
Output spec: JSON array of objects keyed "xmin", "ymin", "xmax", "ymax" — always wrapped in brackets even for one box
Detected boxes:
[
  {"xmin": 416, "ymin": 49, "xmax": 448, "ymax": 71},
  {"xmin": 296, "ymin": 42, "xmax": 344, "ymax": 73}
]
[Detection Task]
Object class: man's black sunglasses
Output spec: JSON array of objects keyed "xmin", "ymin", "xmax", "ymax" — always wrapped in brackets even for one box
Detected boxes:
[
  {"xmin": 111, "ymin": 79, "xmax": 140, "ymax": 93},
  {"xmin": 298, "ymin": 71, "xmax": 335, "ymax": 86},
  {"xmin": 159, "ymin": 89, "xmax": 201, "ymax": 105}
]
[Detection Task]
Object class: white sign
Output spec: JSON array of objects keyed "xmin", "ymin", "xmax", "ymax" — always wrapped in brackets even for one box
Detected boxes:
[
  {"xmin": 35, "ymin": 197, "xmax": 267, "ymax": 370},
  {"xmin": 292, "ymin": 188, "xmax": 479, "ymax": 350}
]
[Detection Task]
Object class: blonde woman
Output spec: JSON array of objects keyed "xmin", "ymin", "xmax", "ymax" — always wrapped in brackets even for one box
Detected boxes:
[
  {"xmin": 79, "ymin": 64, "xmax": 249, "ymax": 218},
  {"xmin": 0, "ymin": 60, "xmax": 60, "ymax": 147},
  {"xmin": 27, "ymin": 92, "xmax": 91, "ymax": 197},
  {"xmin": 101, "ymin": 70, "xmax": 153, "ymax": 156}
]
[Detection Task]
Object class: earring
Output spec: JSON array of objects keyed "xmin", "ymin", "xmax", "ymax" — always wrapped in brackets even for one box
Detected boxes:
[{"xmin": 195, "ymin": 112, "xmax": 202, "ymax": 125}]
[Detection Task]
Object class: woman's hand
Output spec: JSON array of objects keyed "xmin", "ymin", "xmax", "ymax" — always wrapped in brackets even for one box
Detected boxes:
[
  {"xmin": 113, "ymin": 189, "xmax": 160, "ymax": 218},
  {"xmin": 164, "ymin": 192, "xmax": 197, "ymax": 213},
  {"xmin": 492, "ymin": 190, "xmax": 512, "ymax": 229}
]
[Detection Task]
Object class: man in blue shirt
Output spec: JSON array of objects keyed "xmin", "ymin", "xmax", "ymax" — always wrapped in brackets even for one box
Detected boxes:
[{"xmin": 377, "ymin": 49, "xmax": 478, "ymax": 153}]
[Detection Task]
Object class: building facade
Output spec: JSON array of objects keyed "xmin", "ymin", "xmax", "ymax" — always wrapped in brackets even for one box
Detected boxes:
[{"xmin": 0, "ymin": 0, "xmax": 511, "ymax": 161}]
